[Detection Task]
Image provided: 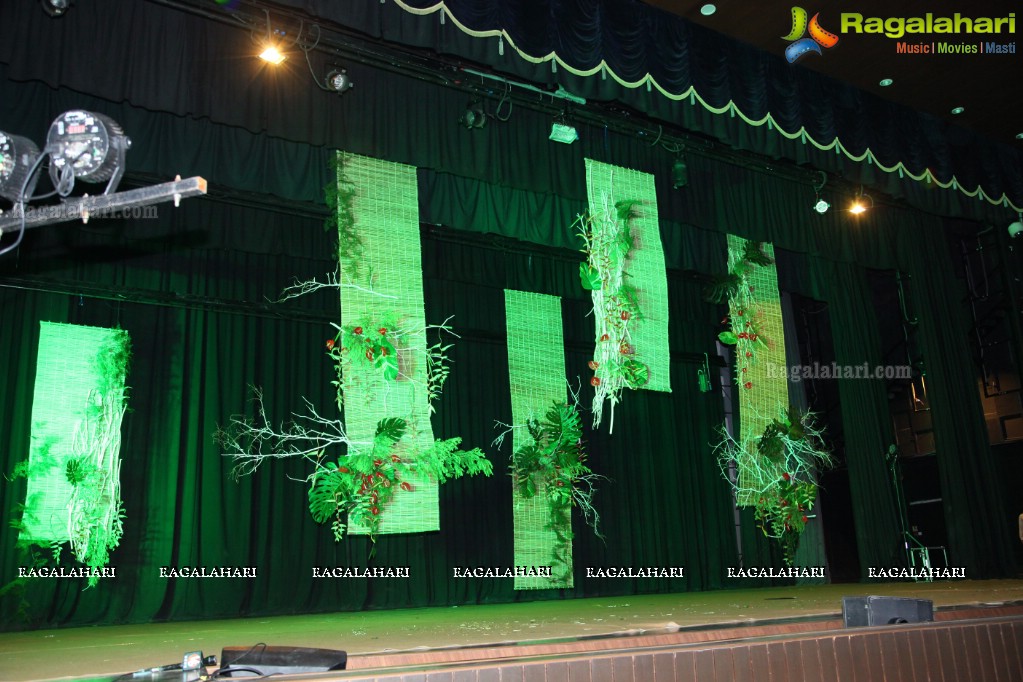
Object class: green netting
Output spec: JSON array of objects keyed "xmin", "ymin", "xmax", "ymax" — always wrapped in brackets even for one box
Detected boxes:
[
  {"xmin": 19, "ymin": 322, "xmax": 130, "ymax": 576},
  {"xmin": 504, "ymin": 290, "xmax": 569, "ymax": 589},
  {"xmin": 337, "ymin": 151, "xmax": 438, "ymax": 535},
  {"xmin": 584, "ymin": 159, "xmax": 671, "ymax": 402},
  {"xmin": 726, "ymin": 235, "xmax": 788, "ymax": 506}
]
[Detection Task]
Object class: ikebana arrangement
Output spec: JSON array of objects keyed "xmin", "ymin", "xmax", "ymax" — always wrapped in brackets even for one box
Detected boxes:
[
  {"xmin": 714, "ymin": 406, "xmax": 831, "ymax": 564},
  {"xmin": 499, "ymin": 397, "xmax": 605, "ymax": 584},
  {"xmin": 576, "ymin": 195, "xmax": 649, "ymax": 432},
  {"xmin": 709, "ymin": 237, "xmax": 831, "ymax": 565},
  {"xmin": 218, "ymin": 152, "xmax": 492, "ymax": 543}
]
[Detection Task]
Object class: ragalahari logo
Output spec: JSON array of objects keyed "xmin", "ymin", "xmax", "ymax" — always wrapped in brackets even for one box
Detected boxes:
[{"xmin": 782, "ymin": 7, "xmax": 840, "ymax": 63}]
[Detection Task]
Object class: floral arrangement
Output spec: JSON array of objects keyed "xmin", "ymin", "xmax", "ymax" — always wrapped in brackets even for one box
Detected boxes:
[
  {"xmin": 324, "ymin": 314, "xmax": 454, "ymax": 414},
  {"xmin": 576, "ymin": 196, "xmax": 649, "ymax": 432},
  {"xmin": 308, "ymin": 417, "xmax": 491, "ymax": 541},
  {"xmin": 503, "ymin": 400, "xmax": 604, "ymax": 583},
  {"xmin": 715, "ymin": 406, "xmax": 832, "ymax": 565},
  {"xmin": 710, "ymin": 239, "xmax": 774, "ymax": 389}
]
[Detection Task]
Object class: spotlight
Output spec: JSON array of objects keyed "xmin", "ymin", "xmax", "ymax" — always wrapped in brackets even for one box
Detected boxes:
[
  {"xmin": 325, "ymin": 69, "xmax": 354, "ymax": 94},
  {"xmin": 0, "ymin": 132, "xmax": 42, "ymax": 202},
  {"xmin": 458, "ymin": 102, "xmax": 487, "ymax": 130},
  {"xmin": 259, "ymin": 45, "xmax": 287, "ymax": 64},
  {"xmin": 1008, "ymin": 216, "xmax": 1023, "ymax": 239},
  {"xmin": 549, "ymin": 122, "xmax": 578, "ymax": 144},
  {"xmin": 811, "ymin": 170, "xmax": 828, "ymax": 213},
  {"xmin": 849, "ymin": 190, "xmax": 873, "ymax": 215},
  {"xmin": 46, "ymin": 110, "xmax": 132, "ymax": 195},
  {"xmin": 40, "ymin": 0, "xmax": 70, "ymax": 17}
]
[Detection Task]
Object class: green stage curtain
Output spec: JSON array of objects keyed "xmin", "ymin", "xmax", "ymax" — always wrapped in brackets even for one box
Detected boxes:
[
  {"xmin": 896, "ymin": 227, "xmax": 1017, "ymax": 577},
  {"xmin": 808, "ymin": 260, "xmax": 905, "ymax": 576}
]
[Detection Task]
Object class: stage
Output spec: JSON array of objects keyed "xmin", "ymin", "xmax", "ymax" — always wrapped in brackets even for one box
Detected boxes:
[{"xmin": 2, "ymin": 580, "xmax": 1022, "ymax": 681}]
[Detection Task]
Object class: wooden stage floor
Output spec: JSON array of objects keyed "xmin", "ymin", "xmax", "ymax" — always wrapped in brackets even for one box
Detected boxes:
[{"xmin": 1, "ymin": 580, "xmax": 1022, "ymax": 681}]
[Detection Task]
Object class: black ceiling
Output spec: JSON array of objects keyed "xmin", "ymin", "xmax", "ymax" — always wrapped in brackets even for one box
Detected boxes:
[{"xmin": 643, "ymin": 1, "xmax": 1022, "ymax": 148}]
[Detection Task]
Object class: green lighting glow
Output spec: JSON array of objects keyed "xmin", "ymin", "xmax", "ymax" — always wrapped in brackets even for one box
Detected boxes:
[{"xmin": 16, "ymin": 322, "xmax": 130, "ymax": 585}]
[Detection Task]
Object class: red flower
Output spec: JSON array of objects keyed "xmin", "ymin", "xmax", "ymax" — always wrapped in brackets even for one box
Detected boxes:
[
  {"xmin": 741, "ymin": 367, "xmax": 748, "ymax": 373},
  {"xmin": 338, "ymin": 466, "xmax": 350, "ymax": 473},
  {"xmin": 802, "ymin": 515, "xmax": 809, "ymax": 523},
  {"xmin": 619, "ymin": 343, "xmax": 633, "ymax": 355},
  {"xmin": 365, "ymin": 349, "xmax": 374, "ymax": 361},
  {"xmin": 750, "ymin": 334, "xmax": 758, "ymax": 341},
  {"xmin": 600, "ymin": 333, "xmax": 610, "ymax": 342},
  {"xmin": 743, "ymin": 381, "xmax": 753, "ymax": 389},
  {"xmin": 737, "ymin": 309, "xmax": 745, "ymax": 316},
  {"xmin": 353, "ymin": 326, "xmax": 363, "ymax": 335},
  {"xmin": 590, "ymin": 376, "xmax": 601, "ymax": 386},
  {"xmin": 782, "ymin": 472, "xmax": 790, "ymax": 481},
  {"xmin": 391, "ymin": 454, "xmax": 401, "ymax": 463},
  {"xmin": 380, "ymin": 347, "xmax": 389, "ymax": 356},
  {"xmin": 780, "ymin": 499, "xmax": 788, "ymax": 507},
  {"xmin": 400, "ymin": 481, "xmax": 413, "ymax": 492},
  {"xmin": 620, "ymin": 311, "xmax": 631, "ymax": 321},
  {"xmin": 588, "ymin": 360, "xmax": 599, "ymax": 370},
  {"xmin": 555, "ymin": 480, "xmax": 564, "ymax": 487},
  {"xmin": 371, "ymin": 506, "xmax": 379, "ymax": 515},
  {"xmin": 745, "ymin": 351, "xmax": 752, "ymax": 358},
  {"xmin": 373, "ymin": 459, "xmax": 383, "ymax": 467},
  {"xmin": 325, "ymin": 339, "xmax": 335, "ymax": 350},
  {"xmin": 378, "ymin": 327, "xmax": 387, "ymax": 335},
  {"xmin": 375, "ymin": 471, "xmax": 385, "ymax": 479}
]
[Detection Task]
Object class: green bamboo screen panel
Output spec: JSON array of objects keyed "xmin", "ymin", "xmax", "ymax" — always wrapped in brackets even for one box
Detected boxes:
[
  {"xmin": 584, "ymin": 159, "xmax": 671, "ymax": 393},
  {"xmin": 504, "ymin": 290, "xmax": 569, "ymax": 589},
  {"xmin": 338, "ymin": 152, "xmax": 438, "ymax": 534},
  {"xmin": 727, "ymin": 235, "xmax": 788, "ymax": 505},
  {"xmin": 19, "ymin": 322, "xmax": 130, "ymax": 565}
]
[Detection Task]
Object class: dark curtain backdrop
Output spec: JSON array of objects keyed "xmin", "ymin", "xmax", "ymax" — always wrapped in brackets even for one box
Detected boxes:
[{"xmin": 1, "ymin": 0, "xmax": 1017, "ymax": 632}]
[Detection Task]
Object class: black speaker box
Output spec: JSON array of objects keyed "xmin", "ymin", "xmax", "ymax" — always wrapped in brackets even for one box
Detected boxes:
[
  {"xmin": 219, "ymin": 645, "xmax": 347, "ymax": 677},
  {"xmin": 842, "ymin": 596, "xmax": 934, "ymax": 627}
]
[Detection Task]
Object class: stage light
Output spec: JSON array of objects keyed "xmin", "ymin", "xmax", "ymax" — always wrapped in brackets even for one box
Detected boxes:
[
  {"xmin": 850, "ymin": 201, "xmax": 866, "ymax": 215},
  {"xmin": 325, "ymin": 68, "xmax": 353, "ymax": 94},
  {"xmin": 259, "ymin": 45, "xmax": 287, "ymax": 64},
  {"xmin": 1008, "ymin": 215, "xmax": 1023, "ymax": 239},
  {"xmin": 811, "ymin": 170, "xmax": 828, "ymax": 214},
  {"xmin": 670, "ymin": 156, "xmax": 689, "ymax": 189},
  {"xmin": 0, "ymin": 132, "xmax": 42, "ymax": 202},
  {"xmin": 46, "ymin": 110, "xmax": 132, "ymax": 195},
  {"xmin": 549, "ymin": 122, "xmax": 578, "ymax": 144},
  {"xmin": 950, "ymin": 106, "xmax": 965, "ymax": 115},
  {"xmin": 879, "ymin": 78, "xmax": 894, "ymax": 87},
  {"xmin": 700, "ymin": 4, "xmax": 717, "ymax": 16},
  {"xmin": 40, "ymin": 0, "xmax": 70, "ymax": 17},
  {"xmin": 458, "ymin": 102, "xmax": 487, "ymax": 130}
]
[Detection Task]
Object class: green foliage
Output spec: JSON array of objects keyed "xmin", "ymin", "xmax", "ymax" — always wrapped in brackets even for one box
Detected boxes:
[
  {"xmin": 716, "ymin": 407, "xmax": 832, "ymax": 566},
  {"xmin": 579, "ymin": 263, "xmax": 602, "ymax": 291},
  {"xmin": 704, "ymin": 273, "xmax": 741, "ymax": 304},
  {"xmin": 718, "ymin": 331, "xmax": 738, "ymax": 345},
  {"xmin": 742, "ymin": 240, "xmax": 775, "ymax": 267},
  {"xmin": 511, "ymin": 401, "xmax": 601, "ymax": 584},
  {"xmin": 308, "ymin": 417, "xmax": 492, "ymax": 542},
  {"xmin": 325, "ymin": 154, "xmax": 364, "ymax": 277}
]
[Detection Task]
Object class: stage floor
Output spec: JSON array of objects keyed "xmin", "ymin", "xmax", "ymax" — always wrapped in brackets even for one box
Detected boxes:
[{"xmin": 2, "ymin": 579, "xmax": 1022, "ymax": 681}]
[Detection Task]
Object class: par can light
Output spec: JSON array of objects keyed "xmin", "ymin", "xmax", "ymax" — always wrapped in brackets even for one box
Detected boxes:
[
  {"xmin": 46, "ymin": 110, "xmax": 131, "ymax": 194},
  {"xmin": 0, "ymin": 132, "xmax": 41, "ymax": 202}
]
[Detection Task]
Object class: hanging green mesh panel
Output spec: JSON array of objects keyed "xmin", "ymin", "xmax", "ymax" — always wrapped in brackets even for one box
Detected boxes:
[
  {"xmin": 505, "ymin": 290, "xmax": 569, "ymax": 589},
  {"xmin": 726, "ymin": 235, "xmax": 788, "ymax": 506},
  {"xmin": 583, "ymin": 159, "xmax": 671, "ymax": 419},
  {"xmin": 336, "ymin": 152, "xmax": 438, "ymax": 534},
  {"xmin": 19, "ymin": 322, "xmax": 130, "ymax": 576}
]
